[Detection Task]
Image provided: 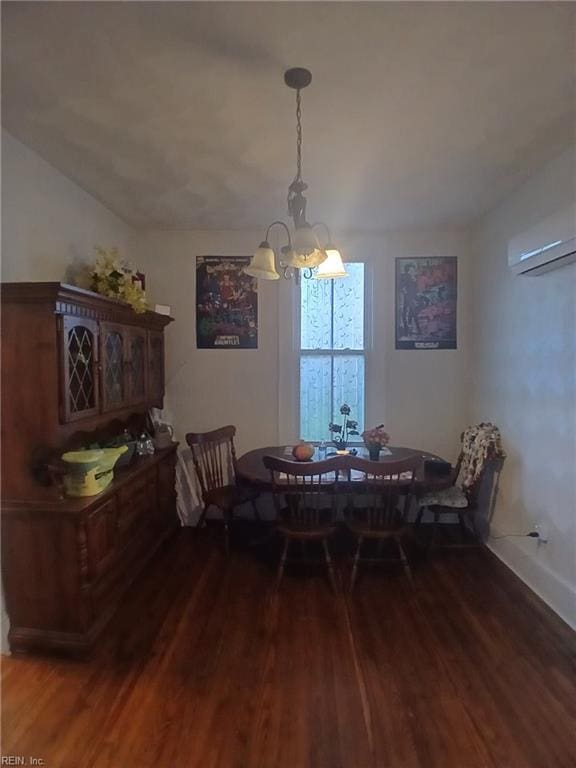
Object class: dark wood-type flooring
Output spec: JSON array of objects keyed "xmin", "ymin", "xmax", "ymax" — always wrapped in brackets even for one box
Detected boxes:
[{"xmin": 2, "ymin": 526, "xmax": 576, "ymax": 768}]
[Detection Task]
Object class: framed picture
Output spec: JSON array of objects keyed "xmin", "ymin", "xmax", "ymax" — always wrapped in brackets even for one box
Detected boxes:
[
  {"xmin": 395, "ymin": 257, "xmax": 457, "ymax": 350},
  {"xmin": 196, "ymin": 256, "xmax": 258, "ymax": 349}
]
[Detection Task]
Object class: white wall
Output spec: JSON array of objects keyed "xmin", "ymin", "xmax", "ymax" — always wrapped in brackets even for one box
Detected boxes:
[
  {"xmin": 378, "ymin": 230, "xmax": 472, "ymax": 462},
  {"xmin": 136, "ymin": 230, "xmax": 280, "ymax": 458},
  {"xmin": 1, "ymin": 130, "xmax": 134, "ymax": 283},
  {"xmin": 136, "ymin": 228, "xmax": 472, "ymax": 463},
  {"xmin": 470, "ymin": 147, "xmax": 576, "ymax": 629}
]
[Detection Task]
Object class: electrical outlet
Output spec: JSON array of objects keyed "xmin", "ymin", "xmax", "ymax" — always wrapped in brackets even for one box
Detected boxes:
[{"xmin": 534, "ymin": 523, "xmax": 549, "ymax": 544}]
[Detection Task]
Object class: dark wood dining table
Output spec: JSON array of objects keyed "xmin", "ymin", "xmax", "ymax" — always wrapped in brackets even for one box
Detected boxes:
[{"xmin": 236, "ymin": 445, "xmax": 451, "ymax": 491}]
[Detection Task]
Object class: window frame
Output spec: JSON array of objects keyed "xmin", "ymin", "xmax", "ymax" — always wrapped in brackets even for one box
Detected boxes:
[{"xmin": 297, "ymin": 260, "xmax": 372, "ymax": 444}]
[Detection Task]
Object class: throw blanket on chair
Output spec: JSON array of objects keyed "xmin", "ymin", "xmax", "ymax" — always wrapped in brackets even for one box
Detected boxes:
[
  {"xmin": 420, "ymin": 422, "xmax": 505, "ymax": 509},
  {"xmin": 459, "ymin": 422, "xmax": 505, "ymax": 491}
]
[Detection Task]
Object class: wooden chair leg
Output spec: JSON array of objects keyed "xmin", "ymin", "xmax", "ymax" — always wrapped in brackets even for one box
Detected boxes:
[
  {"xmin": 468, "ymin": 510, "xmax": 479, "ymax": 542},
  {"xmin": 276, "ymin": 537, "xmax": 289, "ymax": 590},
  {"xmin": 429, "ymin": 510, "xmax": 441, "ymax": 551},
  {"xmin": 458, "ymin": 510, "xmax": 469, "ymax": 543},
  {"xmin": 196, "ymin": 504, "xmax": 209, "ymax": 533},
  {"xmin": 251, "ymin": 499, "xmax": 261, "ymax": 523},
  {"xmin": 396, "ymin": 537, "xmax": 413, "ymax": 582},
  {"xmin": 223, "ymin": 515, "xmax": 231, "ymax": 557},
  {"xmin": 322, "ymin": 539, "xmax": 338, "ymax": 594},
  {"xmin": 414, "ymin": 505, "xmax": 428, "ymax": 550},
  {"xmin": 414, "ymin": 505, "xmax": 424, "ymax": 529},
  {"xmin": 350, "ymin": 535, "xmax": 363, "ymax": 593}
]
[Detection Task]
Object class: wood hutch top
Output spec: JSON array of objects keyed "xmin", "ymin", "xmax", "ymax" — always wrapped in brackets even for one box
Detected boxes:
[
  {"xmin": 1, "ymin": 281, "xmax": 173, "ymax": 329},
  {"xmin": 1, "ymin": 281, "xmax": 174, "ymax": 502}
]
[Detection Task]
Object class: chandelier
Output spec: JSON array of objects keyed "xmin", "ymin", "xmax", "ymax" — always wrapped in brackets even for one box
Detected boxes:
[{"xmin": 244, "ymin": 68, "xmax": 347, "ymax": 283}]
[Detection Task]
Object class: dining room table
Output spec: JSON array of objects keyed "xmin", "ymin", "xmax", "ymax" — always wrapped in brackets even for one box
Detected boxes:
[{"xmin": 236, "ymin": 444, "xmax": 452, "ymax": 492}]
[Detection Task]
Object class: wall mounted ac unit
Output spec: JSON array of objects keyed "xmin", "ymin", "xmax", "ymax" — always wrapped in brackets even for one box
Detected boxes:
[{"xmin": 508, "ymin": 203, "xmax": 576, "ymax": 275}]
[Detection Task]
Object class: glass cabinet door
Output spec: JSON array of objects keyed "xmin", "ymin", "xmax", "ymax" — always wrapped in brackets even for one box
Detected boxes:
[
  {"xmin": 100, "ymin": 322, "xmax": 128, "ymax": 413},
  {"xmin": 60, "ymin": 316, "xmax": 100, "ymax": 423},
  {"xmin": 128, "ymin": 327, "xmax": 147, "ymax": 405},
  {"xmin": 148, "ymin": 331, "xmax": 165, "ymax": 406}
]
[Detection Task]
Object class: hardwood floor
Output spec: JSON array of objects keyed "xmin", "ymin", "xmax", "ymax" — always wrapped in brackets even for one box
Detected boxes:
[{"xmin": 2, "ymin": 527, "xmax": 576, "ymax": 768}]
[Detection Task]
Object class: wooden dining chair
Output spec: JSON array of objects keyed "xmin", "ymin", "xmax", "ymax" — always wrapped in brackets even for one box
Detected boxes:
[
  {"xmin": 343, "ymin": 455, "xmax": 420, "ymax": 591},
  {"xmin": 263, "ymin": 455, "xmax": 344, "ymax": 592},
  {"xmin": 185, "ymin": 425, "xmax": 260, "ymax": 555}
]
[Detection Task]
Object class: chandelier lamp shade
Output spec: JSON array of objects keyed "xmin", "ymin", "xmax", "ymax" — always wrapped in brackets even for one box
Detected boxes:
[{"xmin": 244, "ymin": 68, "xmax": 348, "ymax": 283}]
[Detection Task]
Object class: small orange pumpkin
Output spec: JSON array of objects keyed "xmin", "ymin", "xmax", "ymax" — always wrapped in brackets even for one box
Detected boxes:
[{"xmin": 292, "ymin": 441, "xmax": 315, "ymax": 461}]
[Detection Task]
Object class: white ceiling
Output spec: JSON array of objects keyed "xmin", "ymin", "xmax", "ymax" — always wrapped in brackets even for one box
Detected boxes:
[{"xmin": 2, "ymin": 2, "xmax": 575, "ymax": 231}]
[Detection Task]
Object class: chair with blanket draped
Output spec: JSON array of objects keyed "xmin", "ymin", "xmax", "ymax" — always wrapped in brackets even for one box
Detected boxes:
[
  {"xmin": 415, "ymin": 422, "xmax": 505, "ymax": 547},
  {"xmin": 185, "ymin": 425, "xmax": 260, "ymax": 555}
]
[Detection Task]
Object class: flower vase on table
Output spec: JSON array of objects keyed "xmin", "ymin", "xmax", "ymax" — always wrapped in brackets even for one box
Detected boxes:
[
  {"xmin": 367, "ymin": 445, "xmax": 381, "ymax": 461},
  {"xmin": 361, "ymin": 425, "xmax": 391, "ymax": 461}
]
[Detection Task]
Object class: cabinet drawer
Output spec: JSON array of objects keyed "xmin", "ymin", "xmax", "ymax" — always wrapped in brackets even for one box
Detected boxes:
[
  {"xmin": 117, "ymin": 474, "xmax": 157, "ymax": 543},
  {"xmin": 118, "ymin": 471, "xmax": 153, "ymax": 504},
  {"xmin": 86, "ymin": 498, "xmax": 119, "ymax": 581},
  {"xmin": 90, "ymin": 558, "xmax": 124, "ymax": 623},
  {"xmin": 90, "ymin": 523, "xmax": 155, "ymax": 623}
]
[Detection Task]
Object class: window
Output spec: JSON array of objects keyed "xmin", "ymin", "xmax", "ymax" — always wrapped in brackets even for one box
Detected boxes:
[{"xmin": 299, "ymin": 263, "xmax": 366, "ymax": 442}]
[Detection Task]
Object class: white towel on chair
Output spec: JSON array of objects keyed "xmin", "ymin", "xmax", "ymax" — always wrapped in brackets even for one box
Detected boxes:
[{"xmin": 176, "ymin": 446, "xmax": 203, "ymax": 526}]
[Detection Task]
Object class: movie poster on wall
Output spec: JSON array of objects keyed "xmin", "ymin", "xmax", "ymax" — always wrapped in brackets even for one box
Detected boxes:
[
  {"xmin": 395, "ymin": 257, "xmax": 457, "ymax": 350},
  {"xmin": 196, "ymin": 256, "xmax": 258, "ymax": 349}
]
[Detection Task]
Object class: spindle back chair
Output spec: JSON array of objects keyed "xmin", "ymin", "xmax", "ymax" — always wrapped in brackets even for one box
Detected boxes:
[
  {"xmin": 343, "ymin": 455, "xmax": 420, "ymax": 590},
  {"xmin": 185, "ymin": 425, "xmax": 259, "ymax": 554},
  {"xmin": 263, "ymin": 455, "xmax": 345, "ymax": 591}
]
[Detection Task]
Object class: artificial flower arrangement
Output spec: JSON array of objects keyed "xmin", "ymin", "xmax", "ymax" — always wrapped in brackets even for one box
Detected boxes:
[
  {"xmin": 329, "ymin": 404, "xmax": 359, "ymax": 452},
  {"xmin": 361, "ymin": 425, "xmax": 390, "ymax": 449},
  {"xmin": 361, "ymin": 424, "xmax": 390, "ymax": 460},
  {"xmin": 90, "ymin": 246, "xmax": 147, "ymax": 314}
]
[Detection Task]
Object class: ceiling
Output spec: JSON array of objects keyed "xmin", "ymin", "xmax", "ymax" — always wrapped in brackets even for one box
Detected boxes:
[{"xmin": 2, "ymin": 2, "xmax": 575, "ymax": 232}]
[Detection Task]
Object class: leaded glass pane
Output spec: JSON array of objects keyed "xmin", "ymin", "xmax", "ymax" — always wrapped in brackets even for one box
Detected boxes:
[
  {"xmin": 299, "ymin": 356, "xmax": 332, "ymax": 442},
  {"xmin": 68, "ymin": 326, "xmax": 95, "ymax": 413},
  {"xmin": 333, "ymin": 263, "xmax": 364, "ymax": 350},
  {"xmin": 150, "ymin": 336, "xmax": 163, "ymax": 397},
  {"xmin": 131, "ymin": 335, "xmax": 146, "ymax": 400},
  {"xmin": 300, "ymin": 278, "xmax": 332, "ymax": 350},
  {"xmin": 104, "ymin": 331, "xmax": 124, "ymax": 404}
]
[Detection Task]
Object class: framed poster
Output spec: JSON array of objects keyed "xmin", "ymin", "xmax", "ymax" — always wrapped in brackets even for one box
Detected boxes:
[
  {"xmin": 395, "ymin": 257, "xmax": 457, "ymax": 350},
  {"xmin": 196, "ymin": 256, "xmax": 258, "ymax": 349}
]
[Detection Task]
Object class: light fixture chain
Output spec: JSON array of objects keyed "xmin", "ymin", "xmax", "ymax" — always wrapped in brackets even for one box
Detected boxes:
[{"xmin": 295, "ymin": 88, "xmax": 302, "ymax": 182}]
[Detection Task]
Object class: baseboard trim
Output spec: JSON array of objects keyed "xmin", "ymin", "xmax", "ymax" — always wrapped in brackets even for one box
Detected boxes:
[{"xmin": 487, "ymin": 530, "xmax": 576, "ymax": 631}]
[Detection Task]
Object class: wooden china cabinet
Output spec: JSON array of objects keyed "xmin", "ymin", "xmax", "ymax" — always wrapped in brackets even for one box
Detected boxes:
[{"xmin": 1, "ymin": 283, "xmax": 178, "ymax": 657}]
